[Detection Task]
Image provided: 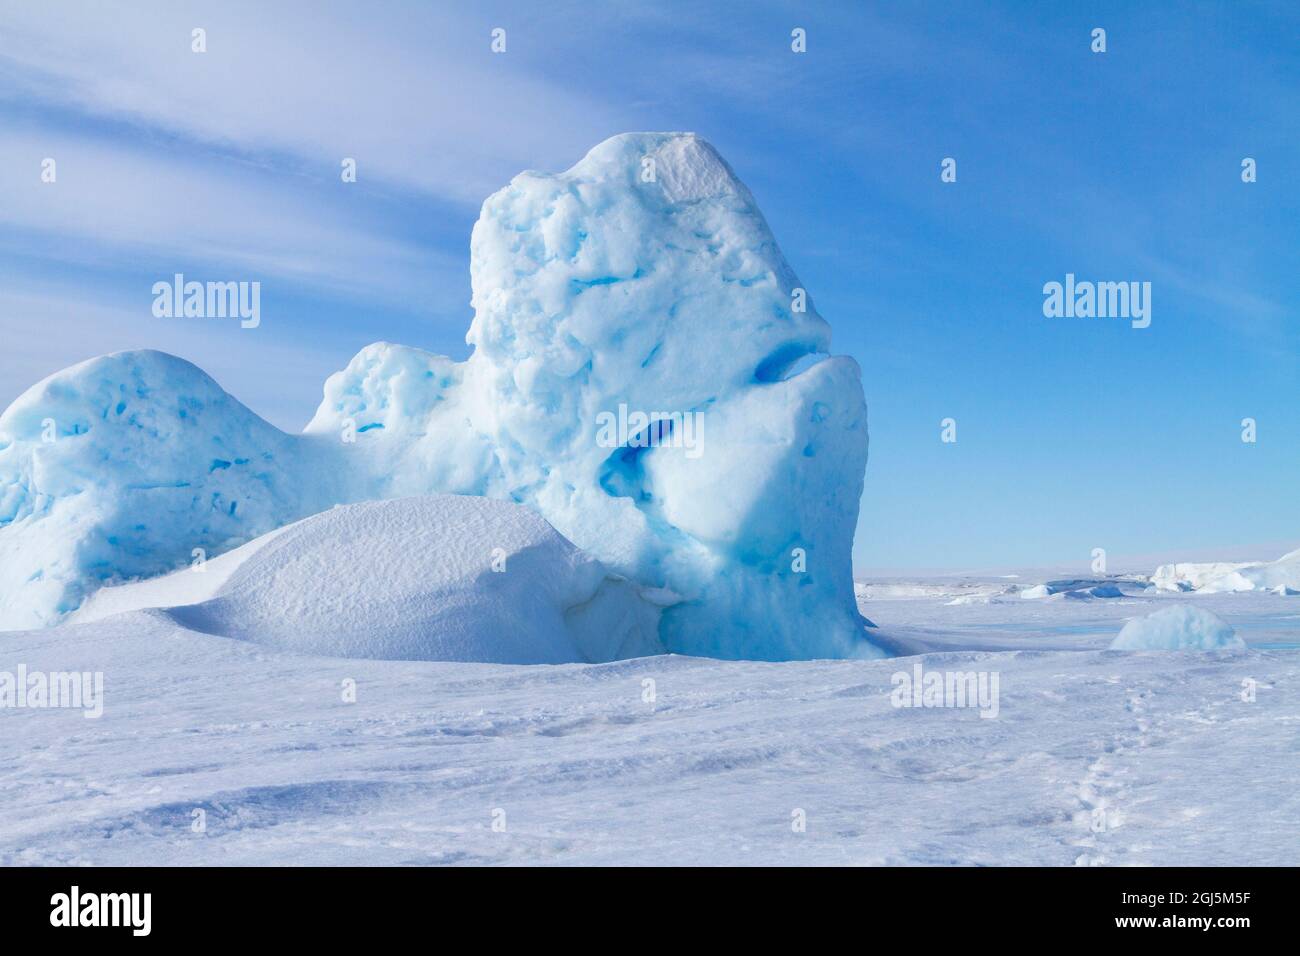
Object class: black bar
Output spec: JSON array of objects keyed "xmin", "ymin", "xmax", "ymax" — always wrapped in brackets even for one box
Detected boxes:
[{"xmin": 0, "ymin": 866, "xmax": 1288, "ymax": 941}]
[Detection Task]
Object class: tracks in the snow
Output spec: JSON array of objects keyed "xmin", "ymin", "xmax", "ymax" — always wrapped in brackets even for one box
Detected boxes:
[{"xmin": 1065, "ymin": 680, "xmax": 1198, "ymax": 866}]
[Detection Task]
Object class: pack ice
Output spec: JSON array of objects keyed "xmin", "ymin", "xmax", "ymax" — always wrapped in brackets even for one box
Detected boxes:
[
  {"xmin": 0, "ymin": 133, "xmax": 874, "ymax": 660},
  {"xmin": 1150, "ymin": 547, "xmax": 1300, "ymax": 595}
]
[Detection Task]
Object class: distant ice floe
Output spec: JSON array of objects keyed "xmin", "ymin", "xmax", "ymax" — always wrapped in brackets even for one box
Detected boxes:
[
  {"xmin": 1151, "ymin": 548, "xmax": 1300, "ymax": 595},
  {"xmin": 1019, "ymin": 579, "xmax": 1137, "ymax": 601}
]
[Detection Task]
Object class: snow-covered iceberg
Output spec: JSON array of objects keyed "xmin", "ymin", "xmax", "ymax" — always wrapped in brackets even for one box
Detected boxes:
[
  {"xmin": 0, "ymin": 132, "xmax": 874, "ymax": 660},
  {"xmin": 1151, "ymin": 548, "xmax": 1300, "ymax": 594},
  {"xmin": 1109, "ymin": 605, "xmax": 1245, "ymax": 651}
]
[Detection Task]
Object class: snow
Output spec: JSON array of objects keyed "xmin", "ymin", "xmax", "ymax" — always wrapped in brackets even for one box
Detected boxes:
[
  {"xmin": 0, "ymin": 133, "xmax": 872, "ymax": 661},
  {"xmin": 78, "ymin": 497, "xmax": 663, "ymax": 664},
  {"xmin": 852, "ymin": 572, "xmax": 1295, "ymax": 656},
  {"xmin": 1110, "ymin": 605, "xmax": 1245, "ymax": 652},
  {"xmin": 2, "ymin": 584, "xmax": 1295, "ymax": 866}
]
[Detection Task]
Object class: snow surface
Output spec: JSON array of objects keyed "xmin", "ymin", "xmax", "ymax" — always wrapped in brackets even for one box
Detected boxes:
[
  {"xmin": 0, "ymin": 133, "xmax": 872, "ymax": 660},
  {"xmin": 76, "ymin": 497, "xmax": 664, "ymax": 664},
  {"xmin": 1110, "ymin": 605, "xmax": 1245, "ymax": 652},
  {"xmin": 2, "ymin": 583, "xmax": 1296, "ymax": 866}
]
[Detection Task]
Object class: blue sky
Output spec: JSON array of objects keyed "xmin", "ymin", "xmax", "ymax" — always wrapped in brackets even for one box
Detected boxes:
[{"xmin": 1, "ymin": 0, "xmax": 1295, "ymax": 571}]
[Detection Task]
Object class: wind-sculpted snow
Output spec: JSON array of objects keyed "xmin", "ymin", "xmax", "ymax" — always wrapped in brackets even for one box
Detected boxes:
[
  {"xmin": 0, "ymin": 133, "xmax": 873, "ymax": 660},
  {"xmin": 79, "ymin": 497, "xmax": 665, "ymax": 664}
]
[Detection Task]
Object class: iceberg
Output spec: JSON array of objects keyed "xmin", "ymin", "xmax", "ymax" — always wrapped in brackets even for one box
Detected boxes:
[
  {"xmin": 1109, "ymin": 605, "xmax": 1245, "ymax": 651},
  {"xmin": 0, "ymin": 350, "xmax": 344, "ymax": 630},
  {"xmin": 0, "ymin": 133, "xmax": 875, "ymax": 660}
]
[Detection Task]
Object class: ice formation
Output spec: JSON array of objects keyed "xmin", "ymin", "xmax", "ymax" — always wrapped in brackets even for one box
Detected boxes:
[
  {"xmin": 0, "ymin": 350, "xmax": 343, "ymax": 630},
  {"xmin": 1019, "ymin": 580, "xmax": 1127, "ymax": 600},
  {"xmin": 1109, "ymin": 605, "xmax": 1244, "ymax": 651},
  {"xmin": 78, "ymin": 497, "xmax": 664, "ymax": 664},
  {"xmin": 1151, "ymin": 549, "xmax": 1300, "ymax": 594},
  {"xmin": 0, "ymin": 133, "xmax": 874, "ymax": 660}
]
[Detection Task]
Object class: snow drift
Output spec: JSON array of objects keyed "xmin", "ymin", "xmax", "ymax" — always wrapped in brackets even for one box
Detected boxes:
[
  {"xmin": 79, "ymin": 497, "xmax": 665, "ymax": 663},
  {"xmin": 0, "ymin": 132, "xmax": 874, "ymax": 660},
  {"xmin": 1110, "ymin": 605, "xmax": 1244, "ymax": 651}
]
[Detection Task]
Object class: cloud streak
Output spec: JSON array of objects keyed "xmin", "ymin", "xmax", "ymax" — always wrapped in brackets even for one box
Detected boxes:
[{"xmin": 0, "ymin": 0, "xmax": 625, "ymax": 203}]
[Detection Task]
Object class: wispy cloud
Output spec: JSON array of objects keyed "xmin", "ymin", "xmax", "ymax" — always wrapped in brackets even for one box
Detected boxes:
[
  {"xmin": 0, "ymin": 121, "xmax": 464, "ymax": 304},
  {"xmin": 0, "ymin": 0, "xmax": 625, "ymax": 203}
]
